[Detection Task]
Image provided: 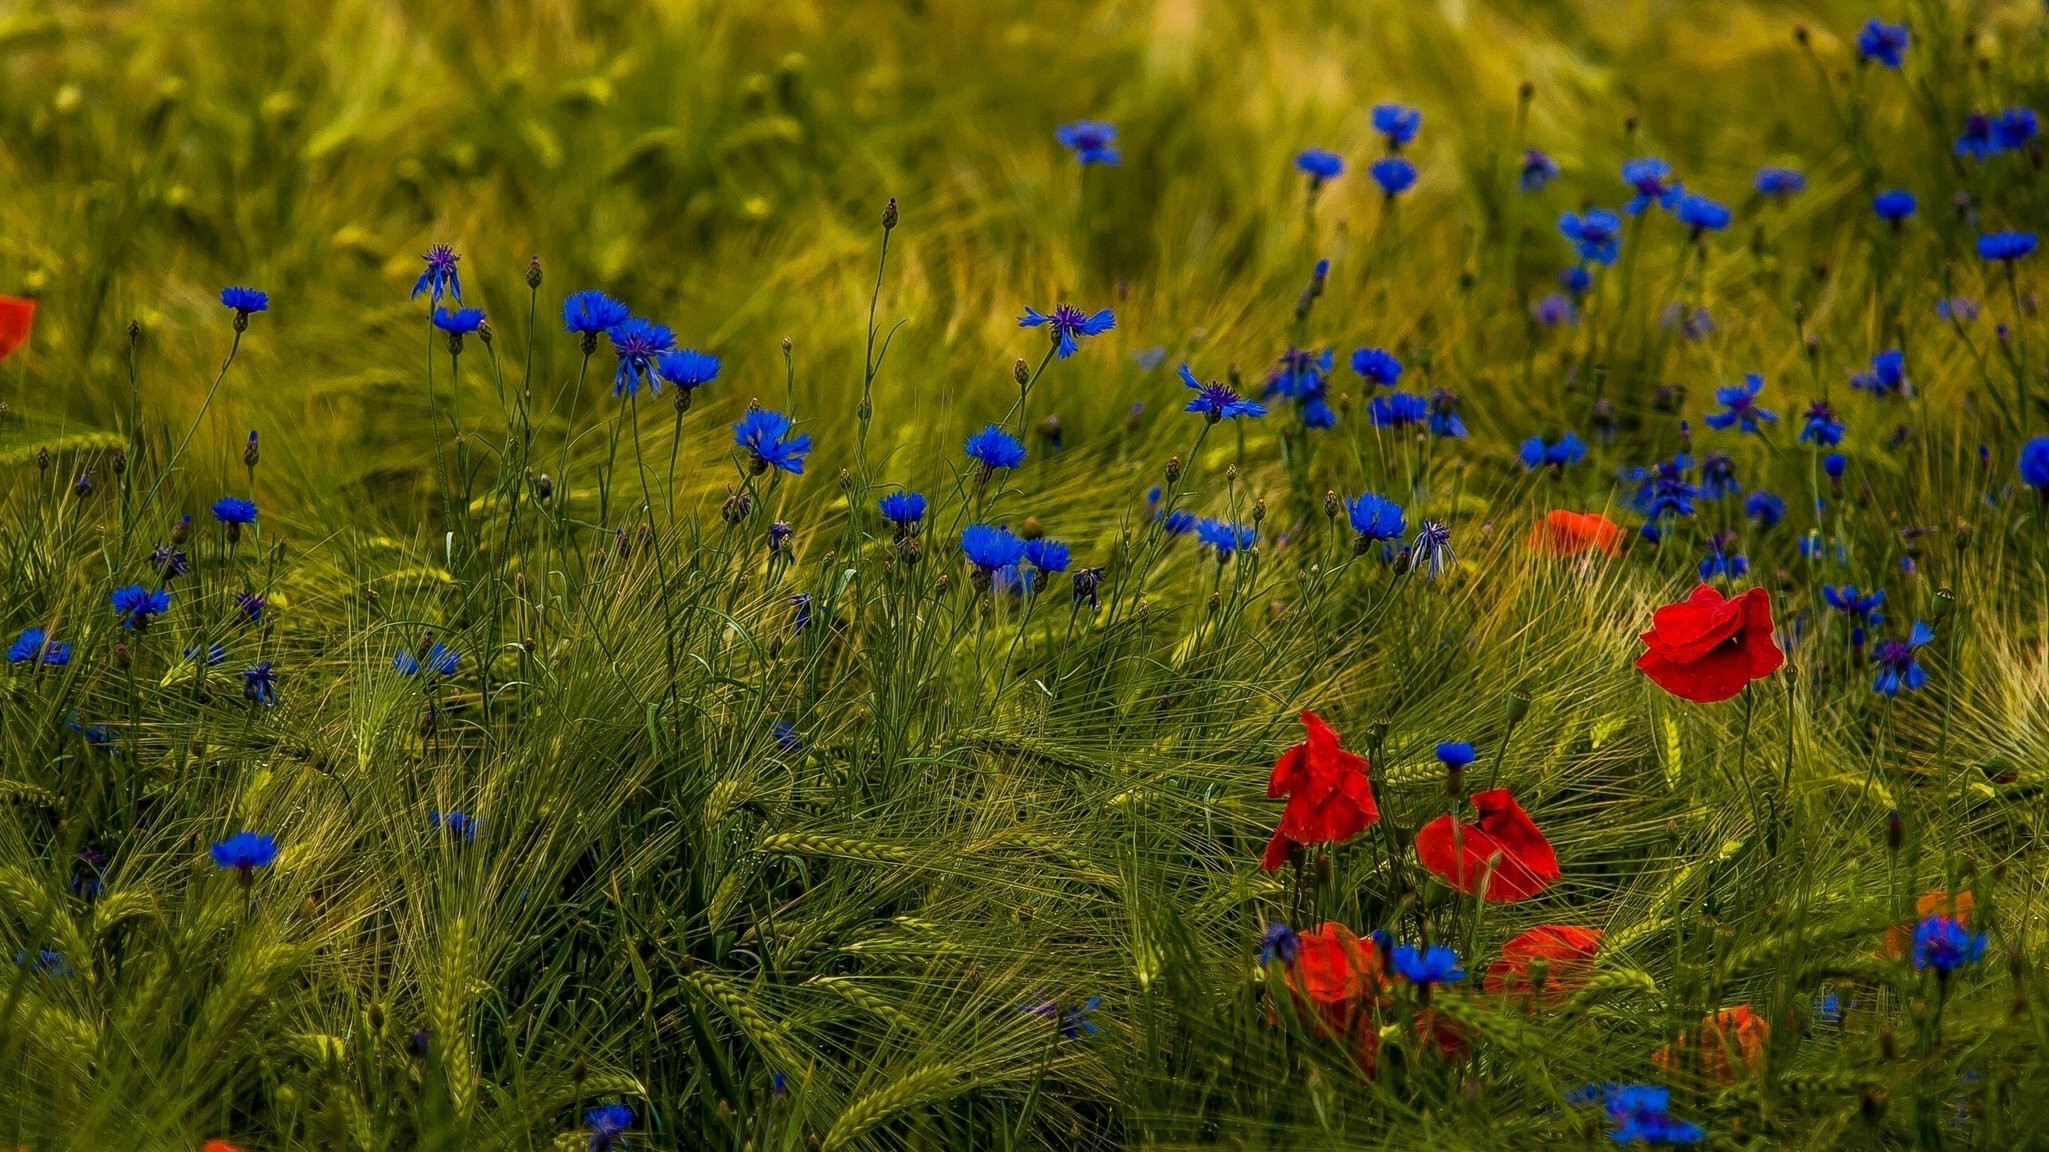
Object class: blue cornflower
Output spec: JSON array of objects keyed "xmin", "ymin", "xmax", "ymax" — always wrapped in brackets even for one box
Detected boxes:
[
  {"xmin": 1371, "ymin": 102, "xmax": 1422, "ymax": 149},
  {"xmin": 1873, "ymin": 189, "xmax": 1917, "ymax": 222},
  {"xmin": 586, "ymin": 1103, "xmax": 635, "ymax": 1152},
  {"xmin": 1674, "ymin": 193, "xmax": 1730, "ymax": 234},
  {"xmin": 735, "ymin": 408, "xmax": 812, "ymax": 475},
  {"xmin": 1851, "ymin": 349, "xmax": 1908, "ymax": 398},
  {"xmin": 1939, "ymin": 297, "xmax": 1979, "ymax": 323},
  {"xmin": 14, "ymin": 948, "xmax": 73, "ymax": 977},
  {"xmin": 1620, "ymin": 157, "xmax": 1682, "ymax": 214},
  {"xmin": 964, "ymin": 424, "xmax": 1028, "ymax": 471},
  {"xmin": 1955, "ymin": 112, "xmax": 2001, "ymax": 160},
  {"xmin": 773, "ymin": 721, "xmax": 802, "ymax": 754},
  {"xmin": 1369, "ymin": 157, "xmax": 1417, "ymax": 197},
  {"xmin": 1351, "ymin": 347, "xmax": 1402, "ymax": 387},
  {"xmin": 1019, "ymin": 304, "xmax": 1115, "ymax": 358},
  {"xmin": 1995, "ymin": 107, "xmax": 2039, "ymax": 149},
  {"xmin": 1704, "ymin": 373, "xmax": 1776, "ymax": 434},
  {"xmin": 212, "ymin": 496, "xmax": 258, "ymax": 525},
  {"xmin": 1434, "ymin": 742, "xmax": 1475, "ymax": 770},
  {"xmin": 960, "ymin": 524, "xmax": 1027, "ymax": 572},
  {"xmin": 235, "ymin": 591, "xmax": 266, "ymax": 624},
  {"xmin": 1823, "ymin": 452, "xmax": 1847, "ymax": 482},
  {"xmin": 1024, "ymin": 538, "xmax": 1071, "ymax": 573},
  {"xmin": 394, "ymin": 642, "xmax": 460, "ymax": 678},
  {"xmin": 606, "ymin": 317, "xmax": 676, "ymax": 397},
  {"xmin": 1698, "ymin": 539, "xmax": 1749, "ymax": 582},
  {"xmin": 1531, "ymin": 293, "xmax": 1576, "ymax": 326},
  {"xmin": 1179, "ymin": 364, "xmax": 1265, "ymax": 422},
  {"xmin": 1815, "ymin": 990, "xmax": 1844, "ymax": 1027},
  {"xmin": 1519, "ymin": 148, "xmax": 1559, "ymax": 192},
  {"xmin": 220, "ymin": 286, "xmax": 269, "ymax": 317},
  {"xmin": 1559, "ymin": 265, "xmax": 1594, "ymax": 297},
  {"xmin": 110, "ymin": 584, "xmax": 170, "ymax": 629},
  {"xmin": 1162, "ymin": 510, "xmax": 1197, "ymax": 536},
  {"xmin": 1392, "ymin": 943, "xmax": 1464, "ymax": 986},
  {"xmin": 1295, "ymin": 148, "xmax": 1344, "ymax": 185},
  {"xmin": 1744, "ymin": 490, "xmax": 1786, "ymax": 530},
  {"xmin": 2020, "ymin": 436, "xmax": 2049, "ymax": 495},
  {"xmin": 1368, "ymin": 391, "xmax": 1430, "ymax": 429},
  {"xmin": 412, "ymin": 244, "xmax": 462, "ymax": 304},
  {"xmin": 1823, "ymin": 585, "xmax": 1884, "ymax": 648},
  {"xmin": 1978, "ymin": 231, "xmax": 2037, "ymax": 263},
  {"xmin": 431, "ymin": 809, "xmax": 477, "ymax": 841},
  {"xmin": 1520, "ymin": 432, "xmax": 1588, "ymax": 470},
  {"xmin": 1410, "ymin": 520, "xmax": 1455, "ymax": 578},
  {"xmin": 1856, "ymin": 18, "xmax": 1909, "ymax": 67},
  {"xmin": 1911, "ymin": 914, "xmax": 1986, "ymax": 975},
  {"xmin": 562, "ymin": 290, "xmax": 631, "ymax": 337},
  {"xmin": 8, "ymin": 627, "xmax": 69, "ymax": 666},
  {"xmin": 432, "ymin": 307, "xmax": 485, "ymax": 335},
  {"xmin": 152, "ymin": 542, "xmax": 190, "ymax": 580},
  {"xmin": 1258, "ymin": 922, "xmax": 1299, "ymax": 967},
  {"xmin": 1268, "ymin": 347, "xmax": 1334, "ymax": 400},
  {"xmin": 1604, "ymin": 1085, "xmax": 1707, "ymax": 1146},
  {"xmin": 1195, "ymin": 519, "xmax": 1255, "ymax": 562},
  {"xmin": 790, "ymin": 592, "xmax": 812, "ymax": 631},
  {"xmin": 655, "ymin": 349, "xmax": 720, "ymax": 394},
  {"xmin": 1631, "ymin": 457, "xmax": 1699, "ymax": 519},
  {"xmin": 1872, "ymin": 621, "xmax": 1934, "ymax": 695},
  {"xmin": 1698, "ymin": 452, "xmax": 1740, "ymax": 499},
  {"xmin": 1560, "ymin": 210, "xmax": 1623, "ymax": 265},
  {"xmin": 1801, "ymin": 400, "xmax": 1845, "ymax": 446},
  {"xmin": 1346, "ymin": 493, "xmax": 1406, "ymax": 543},
  {"xmin": 1056, "ymin": 121, "xmax": 1120, "ymax": 166},
  {"xmin": 1755, "ymin": 167, "xmax": 1806, "ymax": 197},
  {"xmin": 878, "ymin": 491, "xmax": 927, "ymax": 530},
  {"xmin": 185, "ymin": 643, "xmax": 225, "ymax": 667},
  {"xmin": 242, "ymin": 661, "xmax": 277, "ymax": 706},
  {"xmin": 1025, "ymin": 995, "xmax": 1101, "ymax": 1040},
  {"xmin": 210, "ymin": 830, "xmax": 278, "ymax": 875},
  {"xmin": 1427, "ymin": 390, "xmax": 1468, "ymax": 438}
]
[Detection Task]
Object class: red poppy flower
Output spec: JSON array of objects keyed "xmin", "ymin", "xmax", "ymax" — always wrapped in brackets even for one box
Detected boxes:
[
  {"xmin": 0, "ymin": 295, "xmax": 33, "ymax": 362},
  {"xmin": 1280, "ymin": 921, "xmax": 1388, "ymax": 1067},
  {"xmin": 1526, "ymin": 510, "xmax": 1621, "ymax": 556},
  {"xmin": 1484, "ymin": 924, "xmax": 1603, "ymax": 1002},
  {"xmin": 1884, "ymin": 890, "xmax": 1974, "ymax": 958},
  {"xmin": 201, "ymin": 1142, "xmax": 246, "ymax": 1152},
  {"xmin": 1414, "ymin": 788, "xmax": 1559, "ymax": 902},
  {"xmin": 1634, "ymin": 583, "xmax": 1785, "ymax": 703},
  {"xmin": 1261, "ymin": 711, "xmax": 1379, "ymax": 872},
  {"xmin": 1653, "ymin": 1004, "xmax": 1769, "ymax": 1083}
]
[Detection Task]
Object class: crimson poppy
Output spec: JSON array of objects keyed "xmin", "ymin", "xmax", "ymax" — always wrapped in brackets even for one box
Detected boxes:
[
  {"xmin": 1484, "ymin": 924, "xmax": 1603, "ymax": 1001},
  {"xmin": 1278, "ymin": 921, "xmax": 1388, "ymax": 1067},
  {"xmin": 1634, "ymin": 584, "xmax": 1784, "ymax": 703},
  {"xmin": 1653, "ymin": 1004, "xmax": 1769, "ymax": 1083},
  {"xmin": 1526, "ymin": 510, "xmax": 1622, "ymax": 556},
  {"xmin": 0, "ymin": 295, "xmax": 34, "ymax": 362},
  {"xmin": 1414, "ymin": 788, "xmax": 1559, "ymax": 901},
  {"xmin": 1261, "ymin": 711, "xmax": 1379, "ymax": 872}
]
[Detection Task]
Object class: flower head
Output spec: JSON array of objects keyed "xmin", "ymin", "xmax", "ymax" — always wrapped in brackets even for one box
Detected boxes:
[
  {"xmin": 1978, "ymin": 230, "xmax": 2038, "ymax": 263},
  {"xmin": 432, "ymin": 307, "xmax": 484, "ymax": 335},
  {"xmin": 1527, "ymin": 510, "xmax": 1622, "ymax": 556},
  {"xmin": 1872, "ymin": 189, "xmax": 1917, "ymax": 221},
  {"xmin": 241, "ymin": 661, "xmax": 278, "ymax": 706},
  {"xmin": 1350, "ymin": 347, "xmax": 1402, "ymax": 387},
  {"xmin": 1196, "ymin": 518, "xmax": 1255, "ymax": 562},
  {"xmin": 655, "ymin": 349, "xmax": 720, "ymax": 393},
  {"xmin": 210, "ymin": 831, "xmax": 277, "ymax": 874},
  {"xmin": 1019, "ymin": 304, "xmax": 1115, "ymax": 358},
  {"xmin": 964, "ymin": 424, "xmax": 1028, "ymax": 471},
  {"xmin": 1801, "ymin": 400, "xmax": 1845, "ymax": 446},
  {"xmin": 1674, "ymin": 193, "xmax": 1731, "ymax": 233},
  {"xmin": 960, "ymin": 524, "xmax": 1027, "ymax": 573},
  {"xmin": 1371, "ymin": 103, "xmax": 1422, "ymax": 149},
  {"xmin": 1410, "ymin": 520, "xmax": 1455, "ymax": 578},
  {"xmin": 1392, "ymin": 943, "xmax": 1465, "ymax": 986},
  {"xmin": 1519, "ymin": 148, "xmax": 1559, "ymax": 192},
  {"xmin": 111, "ymin": 584, "xmax": 170, "ymax": 629},
  {"xmin": 1295, "ymin": 148, "xmax": 1344, "ymax": 184},
  {"xmin": 1415, "ymin": 788, "xmax": 1558, "ymax": 900},
  {"xmin": 1179, "ymin": 364, "xmax": 1265, "ymax": 422},
  {"xmin": 432, "ymin": 809, "xmax": 478, "ymax": 842},
  {"xmin": 1261, "ymin": 712, "xmax": 1379, "ymax": 871},
  {"xmin": 0, "ymin": 294, "xmax": 34, "ymax": 361},
  {"xmin": 1346, "ymin": 493, "xmax": 1406, "ymax": 543},
  {"xmin": 586, "ymin": 1103, "xmax": 635, "ymax": 1152},
  {"xmin": 562, "ymin": 290, "xmax": 631, "ymax": 335},
  {"xmin": 1912, "ymin": 914, "xmax": 1986, "ymax": 975},
  {"xmin": 411, "ymin": 244, "xmax": 462, "ymax": 304},
  {"xmin": 394, "ymin": 642, "xmax": 459, "ymax": 678},
  {"xmin": 1520, "ymin": 432, "xmax": 1587, "ymax": 470},
  {"xmin": 1704, "ymin": 373, "xmax": 1776, "ymax": 434},
  {"xmin": 1871, "ymin": 621, "xmax": 1934, "ymax": 695},
  {"xmin": 1636, "ymin": 584, "xmax": 1784, "ymax": 702},
  {"xmin": 8, "ymin": 626, "xmax": 68, "ymax": 665},
  {"xmin": 1856, "ymin": 18, "xmax": 1909, "ymax": 67},
  {"xmin": 212, "ymin": 496, "xmax": 258, "ymax": 525},
  {"xmin": 1744, "ymin": 490, "xmax": 1786, "ymax": 530},
  {"xmin": 878, "ymin": 490, "xmax": 928, "ymax": 529},
  {"xmin": 1486, "ymin": 925, "xmax": 1603, "ymax": 1001},
  {"xmin": 1056, "ymin": 121, "xmax": 1119, "ymax": 166},
  {"xmin": 1755, "ymin": 167, "xmax": 1806, "ymax": 197},
  {"xmin": 1621, "ymin": 157, "xmax": 1682, "ymax": 214},
  {"xmin": 1369, "ymin": 157, "xmax": 1416, "ymax": 197},
  {"xmin": 1560, "ymin": 210, "xmax": 1623, "ymax": 265},
  {"xmin": 219, "ymin": 286, "xmax": 269, "ymax": 316},
  {"xmin": 2019, "ymin": 435, "xmax": 2049, "ymax": 493},
  {"xmin": 734, "ymin": 408, "xmax": 812, "ymax": 475},
  {"xmin": 1023, "ymin": 537, "xmax": 1070, "ymax": 573},
  {"xmin": 1435, "ymin": 741, "xmax": 1476, "ymax": 770},
  {"xmin": 606, "ymin": 317, "xmax": 676, "ymax": 397}
]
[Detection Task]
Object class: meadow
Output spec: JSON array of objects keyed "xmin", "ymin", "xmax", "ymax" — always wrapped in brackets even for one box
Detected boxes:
[{"xmin": 3, "ymin": 0, "xmax": 2048, "ymax": 1147}]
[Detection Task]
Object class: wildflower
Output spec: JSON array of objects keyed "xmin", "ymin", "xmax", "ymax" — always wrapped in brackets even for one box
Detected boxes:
[
  {"xmin": 1162, "ymin": 510, "xmax": 1197, "ymax": 536},
  {"xmin": 1886, "ymin": 891, "xmax": 1973, "ymax": 957},
  {"xmin": 186, "ymin": 643, "xmax": 226, "ymax": 667},
  {"xmin": 212, "ymin": 496, "xmax": 258, "ymax": 527},
  {"xmin": 1179, "ymin": 364, "xmax": 1265, "ymax": 422},
  {"xmin": 1704, "ymin": 373, "xmax": 1776, "ymax": 433},
  {"xmin": 655, "ymin": 349, "xmax": 721, "ymax": 395},
  {"xmin": 1392, "ymin": 943, "xmax": 1464, "ymax": 988},
  {"xmin": 8, "ymin": 627, "xmax": 70, "ymax": 666},
  {"xmin": 235, "ymin": 591, "xmax": 266, "ymax": 624},
  {"xmin": 1955, "ymin": 112, "xmax": 2001, "ymax": 160},
  {"xmin": 1519, "ymin": 148, "xmax": 1559, "ymax": 192},
  {"xmin": 1527, "ymin": 510, "xmax": 1621, "ymax": 556},
  {"xmin": 561, "ymin": 290, "xmax": 631, "ymax": 339},
  {"xmin": 1531, "ymin": 293, "xmax": 1576, "ymax": 326},
  {"xmin": 1261, "ymin": 712, "xmax": 1378, "ymax": 871},
  {"xmin": 1698, "ymin": 451, "xmax": 1740, "ymax": 499},
  {"xmin": 241, "ymin": 661, "xmax": 278, "ymax": 706},
  {"xmin": 1350, "ymin": 347, "xmax": 1402, "ymax": 388},
  {"xmin": 1851, "ymin": 349, "xmax": 1909, "ymax": 398},
  {"xmin": 1800, "ymin": 400, "xmax": 1845, "ymax": 446},
  {"xmin": 878, "ymin": 490, "xmax": 927, "ymax": 531},
  {"xmin": 1855, "ymin": 18, "xmax": 1909, "ymax": 67},
  {"xmin": 1484, "ymin": 925, "xmax": 1602, "ymax": 1000},
  {"xmin": 772, "ymin": 721, "xmax": 802, "ymax": 754},
  {"xmin": 210, "ymin": 831, "xmax": 278, "ymax": 876},
  {"xmin": 1269, "ymin": 347, "xmax": 1334, "ymax": 399},
  {"xmin": 1258, "ymin": 922, "xmax": 1301, "ymax": 968},
  {"xmin": 1912, "ymin": 914, "xmax": 1986, "ymax": 975},
  {"xmin": 219, "ymin": 286, "xmax": 269, "ymax": 318},
  {"xmin": 1560, "ymin": 210, "xmax": 1622, "ymax": 265},
  {"xmin": 1636, "ymin": 584, "xmax": 1785, "ymax": 702},
  {"xmin": 1415, "ymin": 788, "xmax": 1558, "ymax": 900},
  {"xmin": 1368, "ymin": 391, "xmax": 1429, "ymax": 428},
  {"xmin": 1996, "ymin": 106, "xmax": 2040, "ymax": 148},
  {"xmin": 1871, "ymin": 621, "xmax": 1934, "ymax": 695},
  {"xmin": 964, "ymin": 424, "xmax": 1028, "ymax": 471},
  {"xmin": 1621, "ymin": 157, "xmax": 1682, "ymax": 214},
  {"xmin": 1371, "ymin": 102, "xmax": 1422, "ymax": 150},
  {"xmin": 768, "ymin": 520, "xmax": 795, "ymax": 557},
  {"xmin": 0, "ymin": 293, "xmax": 34, "ymax": 361},
  {"xmin": 734, "ymin": 408, "xmax": 812, "ymax": 475},
  {"xmin": 1281, "ymin": 922, "xmax": 1387, "ymax": 1058},
  {"xmin": 1872, "ymin": 189, "xmax": 1916, "ymax": 222},
  {"xmin": 1018, "ymin": 304, "xmax": 1115, "ymax": 358},
  {"xmin": 586, "ymin": 1103, "xmax": 635, "ymax": 1152},
  {"xmin": 1071, "ymin": 566, "xmax": 1105, "ymax": 609},
  {"xmin": 1978, "ymin": 230, "xmax": 2038, "ymax": 263},
  {"xmin": 1673, "ymin": 193, "xmax": 1730, "ymax": 234},
  {"xmin": 411, "ymin": 244, "xmax": 462, "ymax": 303},
  {"xmin": 1823, "ymin": 452, "xmax": 1847, "ymax": 483},
  {"xmin": 1938, "ymin": 296, "xmax": 1979, "ymax": 323},
  {"xmin": 110, "ymin": 584, "xmax": 170, "ymax": 629},
  {"xmin": 1025, "ymin": 995, "xmax": 1100, "ymax": 1040},
  {"xmin": 1410, "ymin": 520, "xmax": 1455, "ymax": 578},
  {"xmin": 1822, "ymin": 585, "xmax": 1885, "ymax": 649},
  {"xmin": 607, "ymin": 317, "xmax": 676, "ymax": 397},
  {"xmin": 394, "ymin": 642, "xmax": 459, "ymax": 677},
  {"xmin": 1631, "ymin": 457, "xmax": 1699, "ymax": 519},
  {"xmin": 1656, "ymin": 1005, "xmax": 1770, "ymax": 1084},
  {"xmin": 432, "ymin": 306, "xmax": 484, "ymax": 336},
  {"xmin": 1755, "ymin": 166, "xmax": 1806, "ymax": 197},
  {"xmin": 1369, "ymin": 157, "xmax": 1416, "ymax": 197},
  {"xmin": 1744, "ymin": 490, "xmax": 1786, "ymax": 529},
  {"xmin": 1519, "ymin": 432, "xmax": 1587, "ymax": 470},
  {"xmin": 1023, "ymin": 538, "xmax": 1070, "ymax": 573},
  {"xmin": 431, "ymin": 809, "xmax": 477, "ymax": 841},
  {"xmin": 1196, "ymin": 518, "xmax": 1255, "ymax": 562},
  {"xmin": 1594, "ymin": 1085, "xmax": 1706, "ymax": 1145},
  {"xmin": 1056, "ymin": 121, "xmax": 1120, "ymax": 166},
  {"xmin": 1346, "ymin": 492, "xmax": 1406, "ymax": 546},
  {"xmin": 1427, "ymin": 390, "xmax": 1468, "ymax": 438},
  {"xmin": 960, "ymin": 524, "xmax": 1027, "ymax": 573},
  {"xmin": 1295, "ymin": 148, "xmax": 1344, "ymax": 186},
  {"xmin": 2019, "ymin": 436, "xmax": 2049, "ymax": 497},
  {"xmin": 1435, "ymin": 741, "xmax": 1476, "ymax": 771},
  {"xmin": 1559, "ymin": 265, "xmax": 1594, "ymax": 297},
  {"xmin": 1697, "ymin": 538, "xmax": 1748, "ymax": 582}
]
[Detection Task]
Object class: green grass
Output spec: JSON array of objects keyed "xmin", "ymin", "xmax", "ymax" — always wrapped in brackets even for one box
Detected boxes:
[{"xmin": 4, "ymin": 0, "xmax": 2049, "ymax": 1147}]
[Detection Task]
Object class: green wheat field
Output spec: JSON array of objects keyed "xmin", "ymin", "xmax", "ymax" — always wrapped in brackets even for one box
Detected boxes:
[{"xmin": 3, "ymin": 0, "xmax": 2048, "ymax": 1147}]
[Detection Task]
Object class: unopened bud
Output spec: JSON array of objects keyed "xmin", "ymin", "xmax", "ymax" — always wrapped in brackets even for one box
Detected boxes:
[
  {"xmin": 525, "ymin": 255, "xmax": 543, "ymax": 288},
  {"xmin": 1886, "ymin": 809, "xmax": 1904, "ymax": 852},
  {"xmin": 1020, "ymin": 517, "xmax": 1044, "ymax": 540},
  {"xmin": 114, "ymin": 643, "xmax": 131, "ymax": 669},
  {"xmin": 1164, "ymin": 456, "xmax": 1182, "ymax": 483},
  {"xmin": 244, "ymin": 430, "xmax": 259, "ymax": 468},
  {"xmin": 1013, "ymin": 358, "xmax": 1030, "ymax": 388},
  {"xmin": 1324, "ymin": 490, "xmax": 1340, "ymax": 519},
  {"xmin": 881, "ymin": 196, "xmax": 899, "ymax": 230},
  {"xmin": 1252, "ymin": 498, "xmax": 1266, "ymax": 524}
]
